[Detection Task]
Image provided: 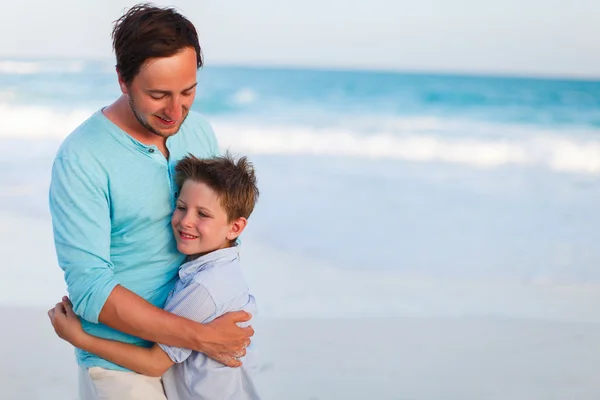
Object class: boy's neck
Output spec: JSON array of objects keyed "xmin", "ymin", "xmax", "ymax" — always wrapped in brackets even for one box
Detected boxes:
[{"xmin": 187, "ymin": 241, "xmax": 236, "ymax": 262}]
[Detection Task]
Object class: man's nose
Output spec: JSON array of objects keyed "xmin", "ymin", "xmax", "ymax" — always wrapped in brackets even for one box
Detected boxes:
[{"xmin": 164, "ymin": 96, "xmax": 183, "ymax": 121}]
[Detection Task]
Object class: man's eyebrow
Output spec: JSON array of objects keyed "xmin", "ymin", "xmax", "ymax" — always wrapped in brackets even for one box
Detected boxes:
[
  {"xmin": 147, "ymin": 83, "xmax": 198, "ymax": 95},
  {"xmin": 183, "ymin": 82, "xmax": 198, "ymax": 92}
]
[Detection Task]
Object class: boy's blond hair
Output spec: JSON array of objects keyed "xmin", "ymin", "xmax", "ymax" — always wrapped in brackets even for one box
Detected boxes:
[{"xmin": 175, "ymin": 152, "xmax": 259, "ymax": 221}]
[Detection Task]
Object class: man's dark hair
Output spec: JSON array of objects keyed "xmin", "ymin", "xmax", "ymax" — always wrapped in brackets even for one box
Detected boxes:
[{"xmin": 111, "ymin": 3, "xmax": 203, "ymax": 84}]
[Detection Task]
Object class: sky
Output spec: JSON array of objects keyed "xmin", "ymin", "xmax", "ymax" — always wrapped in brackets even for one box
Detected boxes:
[{"xmin": 1, "ymin": 0, "xmax": 599, "ymax": 77}]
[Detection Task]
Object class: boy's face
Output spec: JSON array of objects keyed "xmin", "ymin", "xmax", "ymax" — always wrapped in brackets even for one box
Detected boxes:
[{"xmin": 171, "ymin": 180, "xmax": 245, "ymax": 259}]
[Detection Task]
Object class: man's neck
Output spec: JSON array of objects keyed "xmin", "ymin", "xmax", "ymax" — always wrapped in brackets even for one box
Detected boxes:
[{"xmin": 103, "ymin": 95, "xmax": 167, "ymax": 151}]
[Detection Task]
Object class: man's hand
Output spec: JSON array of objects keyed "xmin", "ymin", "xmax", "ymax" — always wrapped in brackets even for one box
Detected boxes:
[
  {"xmin": 198, "ymin": 311, "xmax": 254, "ymax": 367},
  {"xmin": 47, "ymin": 296, "xmax": 89, "ymax": 348}
]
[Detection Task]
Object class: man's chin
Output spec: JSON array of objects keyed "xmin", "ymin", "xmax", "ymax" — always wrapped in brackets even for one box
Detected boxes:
[
  {"xmin": 150, "ymin": 124, "xmax": 183, "ymax": 138},
  {"xmin": 145, "ymin": 112, "xmax": 188, "ymax": 138}
]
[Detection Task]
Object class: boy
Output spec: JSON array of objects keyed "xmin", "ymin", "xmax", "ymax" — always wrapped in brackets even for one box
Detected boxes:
[{"xmin": 49, "ymin": 153, "xmax": 261, "ymax": 400}]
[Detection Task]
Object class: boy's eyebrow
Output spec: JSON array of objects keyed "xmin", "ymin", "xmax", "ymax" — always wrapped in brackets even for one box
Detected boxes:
[
  {"xmin": 195, "ymin": 206, "xmax": 214, "ymax": 215},
  {"xmin": 147, "ymin": 82, "xmax": 198, "ymax": 95}
]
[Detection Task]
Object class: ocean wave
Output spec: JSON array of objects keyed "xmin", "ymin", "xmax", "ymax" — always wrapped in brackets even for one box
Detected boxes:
[
  {"xmin": 214, "ymin": 122, "xmax": 600, "ymax": 174},
  {"xmin": 0, "ymin": 60, "xmax": 89, "ymax": 75},
  {"xmin": 0, "ymin": 103, "xmax": 93, "ymax": 137},
  {"xmin": 231, "ymin": 88, "xmax": 258, "ymax": 105},
  {"xmin": 1, "ymin": 102, "xmax": 599, "ymax": 174},
  {"xmin": 0, "ymin": 90, "xmax": 16, "ymax": 101}
]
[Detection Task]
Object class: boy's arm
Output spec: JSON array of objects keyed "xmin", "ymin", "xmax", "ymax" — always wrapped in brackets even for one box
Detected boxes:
[
  {"xmin": 49, "ymin": 156, "xmax": 252, "ymax": 367},
  {"xmin": 49, "ymin": 299, "xmax": 174, "ymax": 377},
  {"xmin": 79, "ymin": 334, "xmax": 174, "ymax": 378}
]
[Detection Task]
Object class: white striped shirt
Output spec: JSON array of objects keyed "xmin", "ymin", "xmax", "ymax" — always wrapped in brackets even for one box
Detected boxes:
[{"xmin": 158, "ymin": 245, "xmax": 259, "ymax": 400}]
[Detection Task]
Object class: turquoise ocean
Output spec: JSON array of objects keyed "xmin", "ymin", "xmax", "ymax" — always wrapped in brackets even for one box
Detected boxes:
[{"xmin": 2, "ymin": 59, "xmax": 600, "ymax": 321}]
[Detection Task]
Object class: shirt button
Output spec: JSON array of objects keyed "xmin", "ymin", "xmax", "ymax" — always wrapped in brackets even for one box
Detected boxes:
[{"xmin": 148, "ymin": 148, "xmax": 155, "ymax": 153}]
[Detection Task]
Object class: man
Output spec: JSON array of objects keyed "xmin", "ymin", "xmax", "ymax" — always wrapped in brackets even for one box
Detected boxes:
[{"xmin": 47, "ymin": 4, "xmax": 253, "ymax": 399}]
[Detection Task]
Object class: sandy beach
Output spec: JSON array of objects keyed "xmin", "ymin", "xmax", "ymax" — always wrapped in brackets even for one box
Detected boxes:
[
  {"xmin": 3, "ymin": 212, "xmax": 600, "ymax": 399},
  {"xmin": 4, "ymin": 307, "xmax": 600, "ymax": 400}
]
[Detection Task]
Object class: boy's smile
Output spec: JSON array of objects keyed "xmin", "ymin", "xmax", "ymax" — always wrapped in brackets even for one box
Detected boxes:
[{"xmin": 179, "ymin": 232, "xmax": 199, "ymax": 240}]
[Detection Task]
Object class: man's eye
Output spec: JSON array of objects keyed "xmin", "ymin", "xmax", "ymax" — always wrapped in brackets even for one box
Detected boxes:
[{"xmin": 150, "ymin": 94, "xmax": 165, "ymax": 100}]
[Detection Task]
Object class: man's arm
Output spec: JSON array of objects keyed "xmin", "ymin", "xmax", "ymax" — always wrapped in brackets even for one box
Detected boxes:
[
  {"xmin": 49, "ymin": 156, "xmax": 252, "ymax": 366},
  {"xmin": 156, "ymin": 280, "xmax": 239, "ymax": 365},
  {"xmin": 99, "ymin": 287, "xmax": 252, "ymax": 366}
]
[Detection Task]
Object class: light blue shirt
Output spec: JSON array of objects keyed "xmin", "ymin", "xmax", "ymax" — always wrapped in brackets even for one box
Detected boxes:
[
  {"xmin": 49, "ymin": 109, "xmax": 219, "ymax": 371},
  {"xmin": 159, "ymin": 245, "xmax": 260, "ymax": 400}
]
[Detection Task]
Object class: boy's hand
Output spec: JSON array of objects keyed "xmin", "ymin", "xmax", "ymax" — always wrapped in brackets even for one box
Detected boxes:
[
  {"xmin": 48, "ymin": 296, "xmax": 88, "ymax": 348},
  {"xmin": 198, "ymin": 311, "xmax": 254, "ymax": 367}
]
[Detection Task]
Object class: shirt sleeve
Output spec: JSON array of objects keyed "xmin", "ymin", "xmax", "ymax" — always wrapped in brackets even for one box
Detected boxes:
[
  {"xmin": 158, "ymin": 282, "xmax": 218, "ymax": 363},
  {"xmin": 49, "ymin": 156, "xmax": 119, "ymax": 324}
]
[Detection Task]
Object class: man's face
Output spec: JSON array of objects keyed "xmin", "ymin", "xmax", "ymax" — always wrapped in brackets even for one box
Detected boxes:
[{"xmin": 120, "ymin": 47, "xmax": 198, "ymax": 138}]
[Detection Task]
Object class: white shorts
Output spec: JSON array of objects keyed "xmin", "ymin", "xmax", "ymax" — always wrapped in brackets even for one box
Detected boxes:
[{"xmin": 78, "ymin": 366, "xmax": 167, "ymax": 400}]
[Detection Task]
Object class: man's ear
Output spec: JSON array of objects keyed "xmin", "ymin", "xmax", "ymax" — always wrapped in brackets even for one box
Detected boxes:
[
  {"xmin": 227, "ymin": 217, "xmax": 248, "ymax": 241},
  {"xmin": 117, "ymin": 68, "xmax": 129, "ymax": 95}
]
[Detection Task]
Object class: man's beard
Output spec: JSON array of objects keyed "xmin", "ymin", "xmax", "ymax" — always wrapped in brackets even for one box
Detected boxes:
[{"xmin": 128, "ymin": 96, "xmax": 188, "ymax": 138}]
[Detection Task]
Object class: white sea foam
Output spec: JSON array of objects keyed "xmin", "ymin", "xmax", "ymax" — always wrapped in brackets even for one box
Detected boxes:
[
  {"xmin": 0, "ymin": 90, "xmax": 16, "ymax": 101},
  {"xmin": 2, "ymin": 101, "xmax": 600, "ymax": 174},
  {"xmin": 0, "ymin": 60, "xmax": 88, "ymax": 74},
  {"xmin": 214, "ymin": 121, "xmax": 600, "ymax": 174},
  {"xmin": 0, "ymin": 102, "xmax": 93, "ymax": 138},
  {"xmin": 231, "ymin": 88, "xmax": 258, "ymax": 104}
]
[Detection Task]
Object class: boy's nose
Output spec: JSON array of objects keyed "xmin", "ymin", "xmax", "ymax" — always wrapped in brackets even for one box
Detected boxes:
[{"xmin": 180, "ymin": 214, "xmax": 193, "ymax": 227}]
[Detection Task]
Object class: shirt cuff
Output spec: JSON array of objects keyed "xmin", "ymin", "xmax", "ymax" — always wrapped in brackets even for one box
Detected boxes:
[
  {"xmin": 78, "ymin": 279, "xmax": 120, "ymax": 324},
  {"xmin": 158, "ymin": 343, "xmax": 192, "ymax": 364}
]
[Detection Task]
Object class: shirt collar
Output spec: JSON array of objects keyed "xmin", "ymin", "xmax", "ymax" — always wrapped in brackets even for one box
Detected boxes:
[
  {"xmin": 95, "ymin": 108, "xmax": 179, "ymax": 155},
  {"xmin": 178, "ymin": 244, "xmax": 240, "ymax": 283}
]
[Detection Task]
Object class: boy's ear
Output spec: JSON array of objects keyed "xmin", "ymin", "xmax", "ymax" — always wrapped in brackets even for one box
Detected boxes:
[{"xmin": 227, "ymin": 217, "xmax": 248, "ymax": 241}]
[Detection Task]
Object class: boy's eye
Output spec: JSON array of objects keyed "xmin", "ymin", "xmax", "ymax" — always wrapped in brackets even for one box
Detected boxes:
[
  {"xmin": 176, "ymin": 205, "xmax": 186, "ymax": 211},
  {"xmin": 197, "ymin": 211, "xmax": 208, "ymax": 217}
]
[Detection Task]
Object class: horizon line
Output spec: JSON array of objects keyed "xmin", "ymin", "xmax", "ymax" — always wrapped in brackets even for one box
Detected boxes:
[{"xmin": 0, "ymin": 56, "xmax": 599, "ymax": 82}]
